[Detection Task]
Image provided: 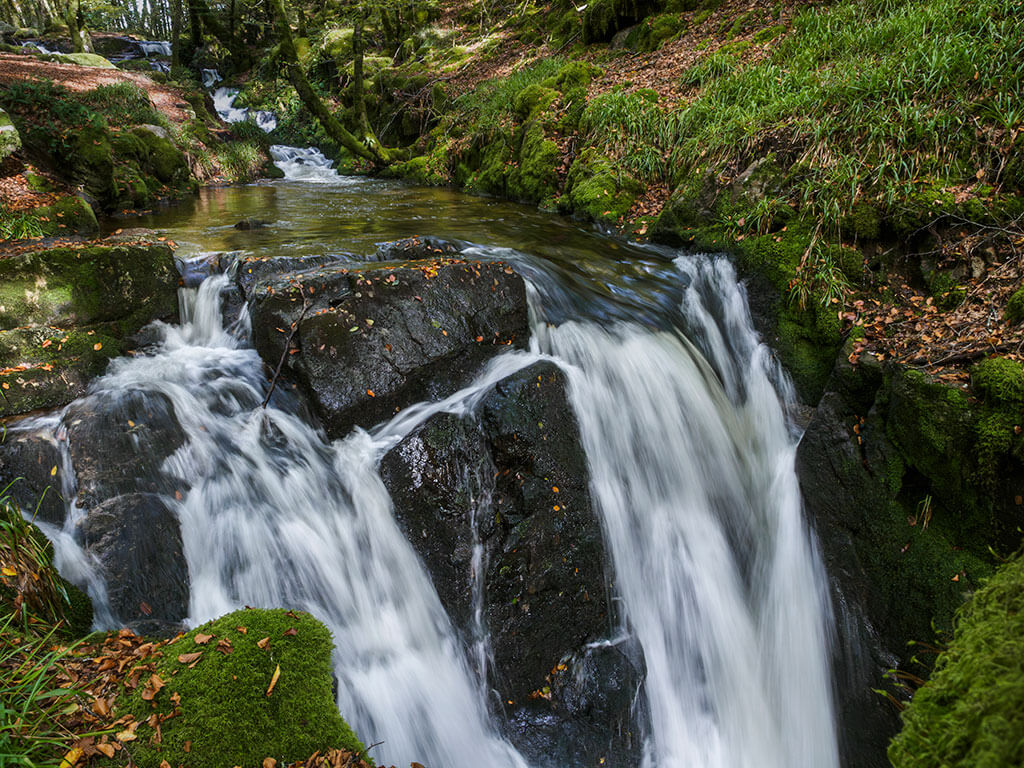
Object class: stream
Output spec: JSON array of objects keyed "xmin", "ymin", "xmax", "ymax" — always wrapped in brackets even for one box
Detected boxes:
[{"xmin": 29, "ymin": 164, "xmax": 838, "ymax": 767}]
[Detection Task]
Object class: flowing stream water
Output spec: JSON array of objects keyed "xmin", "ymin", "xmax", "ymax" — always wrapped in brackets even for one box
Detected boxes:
[{"xmin": 30, "ymin": 161, "xmax": 839, "ymax": 767}]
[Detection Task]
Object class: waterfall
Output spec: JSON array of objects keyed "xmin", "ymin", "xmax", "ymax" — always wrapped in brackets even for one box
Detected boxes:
[
  {"xmin": 269, "ymin": 145, "xmax": 348, "ymax": 183},
  {"xmin": 533, "ymin": 255, "xmax": 838, "ymax": 768},
  {"xmin": 34, "ymin": 248, "xmax": 837, "ymax": 767}
]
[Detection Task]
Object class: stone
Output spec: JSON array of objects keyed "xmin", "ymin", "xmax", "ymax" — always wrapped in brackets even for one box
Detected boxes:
[
  {"xmin": 80, "ymin": 492, "xmax": 188, "ymax": 633},
  {"xmin": 0, "ymin": 106, "xmax": 21, "ymax": 160},
  {"xmin": 0, "ymin": 419, "xmax": 67, "ymax": 525},
  {"xmin": 248, "ymin": 256, "xmax": 528, "ymax": 437},
  {"xmin": 64, "ymin": 389, "xmax": 186, "ymax": 509}
]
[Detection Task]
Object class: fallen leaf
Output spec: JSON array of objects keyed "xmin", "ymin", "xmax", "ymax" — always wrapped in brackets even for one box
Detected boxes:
[
  {"xmin": 93, "ymin": 342, "xmax": 102, "ymax": 351},
  {"xmin": 177, "ymin": 651, "xmax": 203, "ymax": 665},
  {"xmin": 266, "ymin": 664, "xmax": 281, "ymax": 697},
  {"xmin": 96, "ymin": 743, "xmax": 116, "ymax": 758},
  {"xmin": 257, "ymin": 636, "xmax": 270, "ymax": 649},
  {"xmin": 194, "ymin": 633, "xmax": 213, "ymax": 645},
  {"xmin": 283, "ymin": 627, "xmax": 297, "ymax": 636}
]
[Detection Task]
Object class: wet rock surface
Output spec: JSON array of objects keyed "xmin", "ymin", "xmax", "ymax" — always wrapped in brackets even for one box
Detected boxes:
[
  {"xmin": 0, "ymin": 420, "xmax": 66, "ymax": 525},
  {"xmin": 80, "ymin": 492, "xmax": 188, "ymax": 634},
  {"xmin": 382, "ymin": 361, "xmax": 639, "ymax": 764},
  {"xmin": 248, "ymin": 253, "xmax": 528, "ymax": 436},
  {"xmin": 64, "ymin": 389, "xmax": 186, "ymax": 509}
]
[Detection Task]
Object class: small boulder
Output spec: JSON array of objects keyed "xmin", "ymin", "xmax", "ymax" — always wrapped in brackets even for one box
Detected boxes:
[
  {"xmin": 80, "ymin": 492, "xmax": 188, "ymax": 633},
  {"xmin": 249, "ymin": 257, "xmax": 528, "ymax": 436}
]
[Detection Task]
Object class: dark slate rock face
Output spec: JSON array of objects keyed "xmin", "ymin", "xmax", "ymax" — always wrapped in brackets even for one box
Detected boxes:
[
  {"xmin": 479, "ymin": 362, "xmax": 608, "ymax": 704},
  {"xmin": 382, "ymin": 360, "xmax": 640, "ymax": 765},
  {"xmin": 80, "ymin": 492, "xmax": 188, "ymax": 634},
  {"xmin": 372, "ymin": 235, "xmax": 464, "ymax": 263},
  {"xmin": 0, "ymin": 420, "xmax": 67, "ymax": 525},
  {"xmin": 64, "ymin": 389, "xmax": 186, "ymax": 509},
  {"xmin": 249, "ymin": 258, "xmax": 528, "ymax": 437},
  {"xmin": 379, "ymin": 412, "xmax": 494, "ymax": 632}
]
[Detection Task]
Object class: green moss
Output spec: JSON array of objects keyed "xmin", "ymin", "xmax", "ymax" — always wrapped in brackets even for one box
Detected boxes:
[
  {"xmin": 512, "ymin": 84, "xmax": 559, "ymax": 121},
  {"xmin": 841, "ymin": 202, "xmax": 881, "ymax": 241},
  {"xmin": 562, "ymin": 147, "xmax": 642, "ymax": 223},
  {"xmin": 753, "ymin": 23, "xmax": 786, "ymax": 43},
  {"xmin": 1004, "ymin": 285, "xmax": 1024, "ymax": 325},
  {"xmin": 972, "ymin": 357, "xmax": 1024, "ymax": 406},
  {"xmin": 131, "ymin": 128, "xmax": 189, "ymax": 184},
  {"xmin": 120, "ymin": 609, "xmax": 366, "ymax": 768},
  {"xmin": 889, "ymin": 551, "xmax": 1024, "ymax": 768},
  {"xmin": 507, "ymin": 121, "xmax": 560, "ymax": 204}
]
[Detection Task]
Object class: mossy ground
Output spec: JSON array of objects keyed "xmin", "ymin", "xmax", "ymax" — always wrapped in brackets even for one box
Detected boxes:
[
  {"xmin": 118, "ymin": 608, "xmax": 366, "ymax": 768},
  {"xmin": 888, "ymin": 550, "xmax": 1024, "ymax": 768}
]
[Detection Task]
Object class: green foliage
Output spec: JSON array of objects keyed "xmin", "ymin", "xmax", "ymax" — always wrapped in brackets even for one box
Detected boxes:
[
  {"xmin": 579, "ymin": 88, "xmax": 677, "ymax": 181},
  {"xmin": 0, "ymin": 208, "xmax": 45, "ymax": 241},
  {"xmin": 454, "ymin": 57, "xmax": 566, "ymax": 126},
  {"xmin": 76, "ymin": 82, "xmax": 166, "ymax": 128},
  {"xmin": 121, "ymin": 608, "xmax": 367, "ymax": 768},
  {"xmin": 0, "ymin": 490, "xmax": 92, "ymax": 638},
  {"xmin": 889, "ymin": 550, "xmax": 1024, "ymax": 768},
  {"xmin": 663, "ymin": 0, "xmax": 1024, "ymax": 232},
  {"xmin": 971, "ymin": 357, "xmax": 1024, "ymax": 406},
  {"xmin": 0, "ymin": 615, "xmax": 85, "ymax": 767}
]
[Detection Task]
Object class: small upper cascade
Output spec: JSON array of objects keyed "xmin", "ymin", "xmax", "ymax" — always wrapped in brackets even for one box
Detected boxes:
[{"xmin": 269, "ymin": 145, "xmax": 350, "ymax": 184}]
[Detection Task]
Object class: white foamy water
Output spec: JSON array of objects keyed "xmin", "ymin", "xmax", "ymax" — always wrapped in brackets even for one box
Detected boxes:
[
  {"xmin": 34, "ymin": 250, "xmax": 838, "ymax": 768},
  {"xmin": 269, "ymin": 145, "xmax": 350, "ymax": 183}
]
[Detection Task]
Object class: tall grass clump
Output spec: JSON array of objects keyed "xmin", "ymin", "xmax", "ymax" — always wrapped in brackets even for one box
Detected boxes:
[
  {"xmin": 666, "ymin": 0, "xmax": 1024, "ymax": 230},
  {"xmin": 453, "ymin": 56, "xmax": 566, "ymax": 126}
]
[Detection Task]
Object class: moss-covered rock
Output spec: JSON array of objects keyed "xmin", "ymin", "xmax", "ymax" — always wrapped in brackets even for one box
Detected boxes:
[
  {"xmin": 507, "ymin": 120, "xmax": 560, "ymax": 205},
  {"xmin": 972, "ymin": 357, "xmax": 1024, "ymax": 406},
  {"xmin": 562, "ymin": 148, "xmax": 642, "ymax": 223},
  {"xmin": 888, "ymin": 551, "xmax": 1024, "ymax": 768},
  {"xmin": 0, "ymin": 241, "xmax": 178, "ymax": 417},
  {"xmin": 0, "ymin": 243, "xmax": 178, "ymax": 331},
  {"xmin": 52, "ymin": 52, "xmax": 115, "ymax": 67},
  {"xmin": 1005, "ymin": 284, "xmax": 1024, "ymax": 325},
  {"xmin": 0, "ymin": 106, "xmax": 21, "ymax": 160},
  {"xmin": 120, "ymin": 608, "xmax": 367, "ymax": 768}
]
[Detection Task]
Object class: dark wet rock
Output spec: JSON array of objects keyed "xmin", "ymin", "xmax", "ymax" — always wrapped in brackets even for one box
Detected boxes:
[
  {"xmin": 379, "ymin": 412, "xmax": 493, "ymax": 631},
  {"xmin": 381, "ymin": 361, "xmax": 625, "ymax": 759},
  {"xmin": 234, "ymin": 217, "xmax": 271, "ymax": 230},
  {"xmin": 80, "ymin": 492, "xmax": 188, "ymax": 634},
  {"xmin": 179, "ymin": 252, "xmax": 228, "ymax": 288},
  {"xmin": 64, "ymin": 390, "xmax": 186, "ymax": 509},
  {"xmin": 0, "ymin": 420, "xmax": 66, "ymax": 525},
  {"xmin": 508, "ymin": 639, "xmax": 646, "ymax": 768},
  {"xmin": 233, "ymin": 253, "xmax": 356, "ymax": 299},
  {"xmin": 479, "ymin": 362, "xmax": 610, "ymax": 703},
  {"xmin": 249, "ymin": 258, "xmax": 528, "ymax": 437},
  {"xmin": 372, "ymin": 235, "xmax": 465, "ymax": 262}
]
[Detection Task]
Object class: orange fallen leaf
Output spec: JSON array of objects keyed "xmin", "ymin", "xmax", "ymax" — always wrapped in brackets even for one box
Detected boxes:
[
  {"xmin": 194, "ymin": 633, "xmax": 213, "ymax": 645},
  {"xmin": 257, "ymin": 637, "xmax": 270, "ymax": 649},
  {"xmin": 96, "ymin": 744, "xmax": 116, "ymax": 758},
  {"xmin": 266, "ymin": 664, "xmax": 281, "ymax": 696},
  {"xmin": 93, "ymin": 342, "xmax": 103, "ymax": 351},
  {"xmin": 177, "ymin": 651, "xmax": 203, "ymax": 665}
]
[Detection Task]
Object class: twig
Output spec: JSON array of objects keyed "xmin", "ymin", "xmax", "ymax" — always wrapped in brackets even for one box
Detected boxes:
[
  {"xmin": 907, "ymin": 341, "xmax": 1018, "ymax": 368},
  {"xmin": 261, "ymin": 294, "xmax": 310, "ymax": 409}
]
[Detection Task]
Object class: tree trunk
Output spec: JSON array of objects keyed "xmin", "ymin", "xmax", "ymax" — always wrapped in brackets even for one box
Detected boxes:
[
  {"xmin": 269, "ymin": 0, "xmax": 397, "ymax": 166},
  {"xmin": 67, "ymin": 0, "xmax": 92, "ymax": 53},
  {"xmin": 170, "ymin": 0, "xmax": 182, "ymax": 67},
  {"xmin": 187, "ymin": 0, "xmax": 203, "ymax": 52}
]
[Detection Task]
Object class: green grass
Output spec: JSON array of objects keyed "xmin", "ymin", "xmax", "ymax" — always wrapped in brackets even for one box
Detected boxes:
[
  {"xmin": 453, "ymin": 56, "xmax": 566, "ymax": 126},
  {"xmin": 664, "ymin": 0, "xmax": 1023, "ymax": 230},
  {"xmin": 0, "ymin": 209, "xmax": 46, "ymax": 241},
  {"xmin": 0, "ymin": 615, "xmax": 83, "ymax": 768}
]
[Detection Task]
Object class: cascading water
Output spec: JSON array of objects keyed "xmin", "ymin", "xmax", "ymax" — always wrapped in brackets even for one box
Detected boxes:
[
  {"xmin": 531, "ymin": 256, "xmax": 838, "ymax": 768},
  {"xmin": 269, "ymin": 145, "xmax": 347, "ymax": 183},
  {"xmin": 33, "ymin": 197, "xmax": 838, "ymax": 765}
]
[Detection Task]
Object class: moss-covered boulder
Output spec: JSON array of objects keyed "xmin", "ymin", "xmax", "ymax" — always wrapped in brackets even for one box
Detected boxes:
[
  {"xmin": 562, "ymin": 148, "xmax": 642, "ymax": 224},
  {"xmin": 888, "ymin": 551, "xmax": 1024, "ymax": 768},
  {"xmin": 0, "ymin": 242, "xmax": 178, "ymax": 331},
  {"xmin": 120, "ymin": 608, "xmax": 367, "ymax": 768},
  {"xmin": 0, "ymin": 106, "xmax": 21, "ymax": 160},
  {"xmin": 0, "ymin": 241, "xmax": 179, "ymax": 417},
  {"xmin": 52, "ymin": 52, "xmax": 116, "ymax": 67}
]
